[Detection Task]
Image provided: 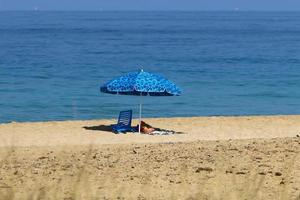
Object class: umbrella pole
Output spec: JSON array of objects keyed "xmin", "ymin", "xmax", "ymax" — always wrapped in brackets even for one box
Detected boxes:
[{"xmin": 139, "ymin": 95, "xmax": 142, "ymax": 134}]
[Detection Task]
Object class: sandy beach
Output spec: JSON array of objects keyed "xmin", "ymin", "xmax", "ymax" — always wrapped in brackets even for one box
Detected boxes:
[
  {"xmin": 0, "ymin": 115, "xmax": 299, "ymax": 199},
  {"xmin": 0, "ymin": 115, "xmax": 300, "ymax": 147}
]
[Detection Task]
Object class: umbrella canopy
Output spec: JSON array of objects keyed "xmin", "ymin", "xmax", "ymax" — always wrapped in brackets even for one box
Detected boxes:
[
  {"xmin": 100, "ymin": 70, "xmax": 181, "ymax": 96},
  {"xmin": 100, "ymin": 70, "xmax": 182, "ymax": 133}
]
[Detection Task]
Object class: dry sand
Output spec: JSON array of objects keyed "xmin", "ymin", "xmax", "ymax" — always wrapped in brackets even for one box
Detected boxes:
[
  {"xmin": 0, "ymin": 115, "xmax": 299, "ymax": 199},
  {"xmin": 0, "ymin": 115, "xmax": 300, "ymax": 147}
]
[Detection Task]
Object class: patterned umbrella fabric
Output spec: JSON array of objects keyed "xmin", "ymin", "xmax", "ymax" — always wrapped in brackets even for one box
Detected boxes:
[{"xmin": 100, "ymin": 70, "xmax": 181, "ymax": 96}]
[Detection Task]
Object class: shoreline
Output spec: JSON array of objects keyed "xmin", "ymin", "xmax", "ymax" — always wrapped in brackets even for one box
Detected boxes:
[{"xmin": 2, "ymin": 113, "xmax": 300, "ymax": 124}]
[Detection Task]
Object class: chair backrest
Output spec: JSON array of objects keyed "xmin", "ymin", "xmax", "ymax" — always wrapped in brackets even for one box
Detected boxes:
[{"xmin": 117, "ymin": 110, "xmax": 132, "ymax": 126}]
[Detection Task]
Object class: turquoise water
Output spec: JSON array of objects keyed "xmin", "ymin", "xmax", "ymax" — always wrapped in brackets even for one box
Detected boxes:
[{"xmin": 1, "ymin": 11, "xmax": 300, "ymax": 123}]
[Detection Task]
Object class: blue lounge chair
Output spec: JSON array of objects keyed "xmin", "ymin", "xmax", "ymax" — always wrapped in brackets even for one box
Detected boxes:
[{"xmin": 112, "ymin": 110, "xmax": 135, "ymax": 133}]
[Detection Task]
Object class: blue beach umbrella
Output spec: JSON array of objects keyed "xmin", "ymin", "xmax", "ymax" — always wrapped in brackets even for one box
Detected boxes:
[{"xmin": 100, "ymin": 69, "xmax": 182, "ymax": 133}]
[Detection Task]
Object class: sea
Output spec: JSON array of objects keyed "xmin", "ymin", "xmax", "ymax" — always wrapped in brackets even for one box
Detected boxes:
[{"xmin": 1, "ymin": 11, "xmax": 300, "ymax": 123}]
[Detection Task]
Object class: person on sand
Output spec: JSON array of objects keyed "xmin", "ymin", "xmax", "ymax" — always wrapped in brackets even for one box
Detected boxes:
[
  {"xmin": 138, "ymin": 121, "xmax": 155, "ymax": 134},
  {"xmin": 137, "ymin": 121, "xmax": 177, "ymax": 135}
]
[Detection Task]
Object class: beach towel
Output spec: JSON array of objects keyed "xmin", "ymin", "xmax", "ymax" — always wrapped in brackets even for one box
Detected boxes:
[{"xmin": 148, "ymin": 129, "xmax": 176, "ymax": 135}]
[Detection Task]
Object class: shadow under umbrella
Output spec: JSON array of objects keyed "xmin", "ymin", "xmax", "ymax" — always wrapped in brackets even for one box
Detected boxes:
[{"xmin": 83, "ymin": 125, "xmax": 113, "ymax": 132}]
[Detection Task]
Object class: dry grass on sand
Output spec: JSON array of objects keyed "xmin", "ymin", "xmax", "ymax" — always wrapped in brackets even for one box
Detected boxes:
[{"xmin": 0, "ymin": 137, "xmax": 299, "ymax": 200}]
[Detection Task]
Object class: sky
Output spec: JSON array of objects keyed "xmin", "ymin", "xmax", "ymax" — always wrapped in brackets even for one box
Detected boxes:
[{"xmin": 0, "ymin": 0, "xmax": 299, "ymax": 11}]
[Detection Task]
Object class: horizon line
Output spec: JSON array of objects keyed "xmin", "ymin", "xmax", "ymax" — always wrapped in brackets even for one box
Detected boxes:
[{"xmin": 1, "ymin": 9, "xmax": 300, "ymax": 12}]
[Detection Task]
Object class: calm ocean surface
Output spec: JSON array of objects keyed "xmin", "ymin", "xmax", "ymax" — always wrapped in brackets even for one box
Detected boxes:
[{"xmin": 1, "ymin": 11, "xmax": 300, "ymax": 123}]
